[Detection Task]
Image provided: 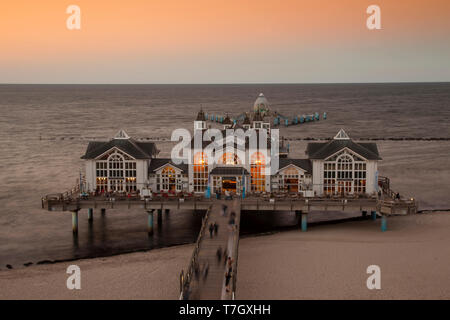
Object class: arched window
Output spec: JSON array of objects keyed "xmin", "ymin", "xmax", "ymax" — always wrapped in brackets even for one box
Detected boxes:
[
  {"xmin": 161, "ymin": 166, "xmax": 176, "ymax": 191},
  {"xmin": 95, "ymin": 150, "xmax": 137, "ymax": 193},
  {"xmin": 323, "ymin": 151, "xmax": 366, "ymax": 195},
  {"xmin": 193, "ymin": 152, "xmax": 208, "ymax": 192},
  {"xmin": 220, "ymin": 152, "xmax": 241, "ymax": 165},
  {"xmin": 251, "ymin": 152, "xmax": 265, "ymax": 192},
  {"xmin": 337, "ymin": 154, "xmax": 353, "ymax": 194},
  {"xmin": 108, "ymin": 153, "xmax": 124, "ymax": 191}
]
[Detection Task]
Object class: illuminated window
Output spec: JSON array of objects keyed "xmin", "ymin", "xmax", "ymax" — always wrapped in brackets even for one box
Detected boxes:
[
  {"xmin": 161, "ymin": 166, "xmax": 176, "ymax": 191},
  {"xmin": 193, "ymin": 152, "xmax": 208, "ymax": 192},
  {"xmin": 95, "ymin": 150, "xmax": 137, "ymax": 192},
  {"xmin": 251, "ymin": 152, "xmax": 265, "ymax": 192},
  {"xmin": 323, "ymin": 152, "xmax": 367, "ymax": 195},
  {"xmin": 220, "ymin": 152, "xmax": 241, "ymax": 165}
]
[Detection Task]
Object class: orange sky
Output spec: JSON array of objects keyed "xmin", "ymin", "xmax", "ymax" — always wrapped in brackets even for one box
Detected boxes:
[{"xmin": 1, "ymin": 0, "xmax": 449, "ymax": 83}]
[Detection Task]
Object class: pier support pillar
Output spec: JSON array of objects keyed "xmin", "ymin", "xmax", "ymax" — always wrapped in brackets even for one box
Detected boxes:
[
  {"xmin": 371, "ymin": 211, "xmax": 377, "ymax": 221},
  {"xmin": 147, "ymin": 210, "xmax": 154, "ymax": 235},
  {"xmin": 381, "ymin": 216, "xmax": 387, "ymax": 232},
  {"xmin": 101, "ymin": 208, "xmax": 106, "ymax": 216},
  {"xmin": 157, "ymin": 209, "xmax": 163, "ymax": 225},
  {"xmin": 88, "ymin": 208, "xmax": 93, "ymax": 221},
  {"xmin": 72, "ymin": 210, "xmax": 79, "ymax": 234},
  {"xmin": 301, "ymin": 213, "xmax": 307, "ymax": 232}
]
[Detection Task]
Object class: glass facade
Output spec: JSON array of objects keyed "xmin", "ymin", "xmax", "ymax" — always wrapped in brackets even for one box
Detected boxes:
[
  {"xmin": 323, "ymin": 152, "xmax": 367, "ymax": 195},
  {"xmin": 95, "ymin": 150, "xmax": 137, "ymax": 193}
]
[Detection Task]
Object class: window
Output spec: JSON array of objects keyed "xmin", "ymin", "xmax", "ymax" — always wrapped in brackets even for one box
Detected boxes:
[
  {"xmin": 323, "ymin": 151, "xmax": 367, "ymax": 195},
  {"xmin": 282, "ymin": 167, "xmax": 299, "ymax": 192},
  {"xmin": 95, "ymin": 150, "xmax": 137, "ymax": 192},
  {"xmin": 193, "ymin": 152, "xmax": 208, "ymax": 192},
  {"xmin": 161, "ymin": 166, "xmax": 176, "ymax": 191},
  {"xmin": 220, "ymin": 152, "xmax": 241, "ymax": 165},
  {"xmin": 251, "ymin": 152, "xmax": 265, "ymax": 192}
]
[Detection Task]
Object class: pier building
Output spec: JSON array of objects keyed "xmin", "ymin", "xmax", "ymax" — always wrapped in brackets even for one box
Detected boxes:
[{"xmin": 80, "ymin": 95, "xmax": 381, "ymax": 199}]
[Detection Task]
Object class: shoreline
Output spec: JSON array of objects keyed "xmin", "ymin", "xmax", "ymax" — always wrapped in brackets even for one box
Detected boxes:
[
  {"xmin": 2, "ymin": 209, "xmax": 449, "ymax": 271},
  {"xmin": 1, "ymin": 214, "xmax": 389, "ymax": 271},
  {"xmin": 1, "ymin": 211, "xmax": 450, "ymax": 299}
]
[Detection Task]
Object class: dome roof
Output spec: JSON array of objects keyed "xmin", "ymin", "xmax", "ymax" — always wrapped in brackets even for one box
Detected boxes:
[{"xmin": 253, "ymin": 93, "xmax": 270, "ymax": 113}]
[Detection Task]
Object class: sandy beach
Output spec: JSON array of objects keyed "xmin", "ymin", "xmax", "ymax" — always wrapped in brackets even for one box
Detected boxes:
[{"xmin": 1, "ymin": 211, "xmax": 449, "ymax": 300}]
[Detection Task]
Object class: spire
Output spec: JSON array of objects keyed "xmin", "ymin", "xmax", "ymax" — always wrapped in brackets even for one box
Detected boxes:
[
  {"xmin": 196, "ymin": 108, "xmax": 206, "ymax": 121},
  {"xmin": 223, "ymin": 113, "xmax": 232, "ymax": 125},
  {"xmin": 334, "ymin": 129, "xmax": 350, "ymax": 140},
  {"xmin": 114, "ymin": 129, "xmax": 130, "ymax": 140},
  {"xmin": 243, "ymin": 112, "xmax": 251, "ymax": 125}
]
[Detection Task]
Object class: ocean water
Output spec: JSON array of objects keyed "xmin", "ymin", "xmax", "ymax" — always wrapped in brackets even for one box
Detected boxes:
[{"xmin": 0, "ymin": 83, "xmax": 449, "ymax": 269}]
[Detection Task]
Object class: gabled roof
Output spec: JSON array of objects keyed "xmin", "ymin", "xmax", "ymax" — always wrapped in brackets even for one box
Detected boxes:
[
  {"xmin": 306, "ymin": 140, "xmax": 381, "ymax": 160},
  {"xmin": 306, "ymin": 129, "xmax": 381, "ymax": 161},
  {"xmin": 334, "ymin": 129, "xmax": 350, "ymax": 140},
  {"xmin": 210, "ymin": 166, "xmax": 249, "ymax": 176},
  {"xmin": 278, "ymin": 158, "xmax": 312, "ymax": 173},
  {"xmin": 148, "ymin": 158, "xmax": 188, "ymax": 172},
  {"xmin": 81, "ymin": 137, "xmax": 158, "ymax": 160}
]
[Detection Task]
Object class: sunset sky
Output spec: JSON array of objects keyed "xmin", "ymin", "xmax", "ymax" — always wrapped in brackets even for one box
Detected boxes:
[{"xmin": 1, "ymin": 0, "xmax": 449, "ymax": 83}]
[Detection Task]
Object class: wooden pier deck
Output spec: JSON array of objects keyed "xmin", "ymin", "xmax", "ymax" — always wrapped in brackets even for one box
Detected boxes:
[
  {"xmin": 181, "ymin": 200, "xmax": 241, "ymax": 300},
  {"xmin": 42, "ymin": 194, "xmax": 416, "ymax": 216}
]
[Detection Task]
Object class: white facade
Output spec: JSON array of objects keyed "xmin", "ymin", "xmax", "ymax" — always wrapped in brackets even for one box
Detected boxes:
[
  {"xmin": 82, "ymin": 118, "xmax": 380, "ymax": 198},
  {"xmin": 310, "ymin": 136, "xmax": 380, "ymax": 197},
  {"xmin": 84, "ymin": 148, "xmax": 150, "ymax": 193}
]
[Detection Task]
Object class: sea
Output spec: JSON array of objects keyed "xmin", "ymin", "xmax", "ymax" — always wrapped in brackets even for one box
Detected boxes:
[{"xmin": 0, "ymin": 83, "xmax": 449, "ymax": 269}]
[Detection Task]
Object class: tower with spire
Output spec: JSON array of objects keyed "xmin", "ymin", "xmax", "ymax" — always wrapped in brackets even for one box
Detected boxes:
[{"xmin": 194, "ymin": 108, "xmax": 207, "ymax": 131}]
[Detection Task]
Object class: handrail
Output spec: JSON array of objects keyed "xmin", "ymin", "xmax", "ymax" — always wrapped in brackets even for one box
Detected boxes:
[
  {"xmin": 230, "ymin": 210, "xmax": 241, "ymax": 299},
  {"xmin": 179, "ymin": 205, "xmax": 212, "ymax": 298}
]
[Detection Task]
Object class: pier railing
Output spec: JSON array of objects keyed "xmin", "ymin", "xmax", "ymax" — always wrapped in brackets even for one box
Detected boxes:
[
  {"xmin": 42, "ymin": 184, "xmax": 80, "ymax": 209},
  {"xmin": 179, "ymin": 205, "xmax": 212, "ymax": 299},
  {"xmin": 230, "ymin": 213, "xmax": 240, "ymax": 300}
]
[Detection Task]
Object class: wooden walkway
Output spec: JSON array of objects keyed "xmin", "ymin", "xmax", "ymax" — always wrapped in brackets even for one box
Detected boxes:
[{"xmin": 183, "ymin": 199, "xmax": 241, "ymax": 300}]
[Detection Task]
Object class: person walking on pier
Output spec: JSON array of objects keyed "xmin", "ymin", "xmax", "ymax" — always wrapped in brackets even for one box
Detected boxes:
[
  {"xmin": 221, "ymin": 204, "xmax": 228, "ymax": 217},
  {"xmin": 194, "ymin": 262, "xmax": 200, "ymax": 280},
  {"xmin": 203, "ymin": 261, "xmax": 209, "ymax": 280},
  {"xmin": 213, "ymin": 222, "xmax": 219, "ymax": 236},
  {"xmin": 216, "ymin": 246, "xmax": 222, "ymax": 263},
  {"xmin": 209, "ymin": 223, "xmax": 213, "ymax": 238},
  {"xmin": 226, "ymin": 256, "xmax": 233, "ymax": 270},
  {"xmin": 228, "ymin": 212, "xmax": 235, "ymax": 229},
  {"xmin": 225, "ymin": 269, "xmax": 232, "ymax": 293},
  {"xmin": 209, "ymin": 223, "xmax": 214, "ymax": 238}
]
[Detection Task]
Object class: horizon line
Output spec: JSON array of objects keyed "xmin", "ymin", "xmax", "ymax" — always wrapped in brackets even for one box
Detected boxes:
[{"xmin": 1, "ymin": 81, "xmax": 450, "ymax": 86}]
